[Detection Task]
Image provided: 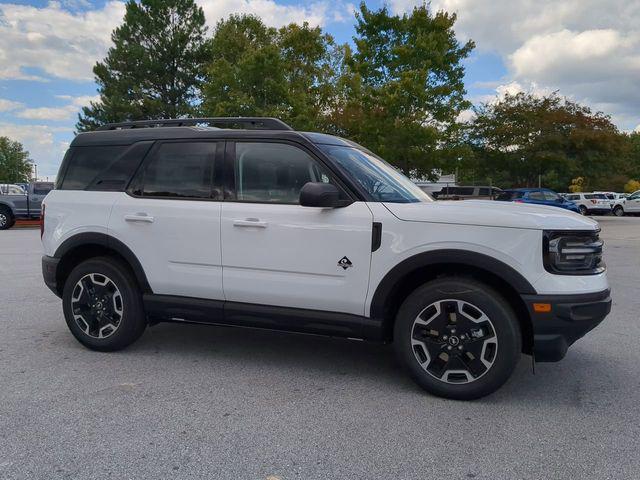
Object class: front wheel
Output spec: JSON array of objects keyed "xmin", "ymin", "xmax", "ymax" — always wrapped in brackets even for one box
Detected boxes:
[
  {"xmin": 394, "ymin": 277, "xmax": 521, "ymax": 400},
  {"xmin": 578, "ymin": 205, "xmax": 588, "ymax": 215},
  {"xmin": 62, "ymin": 257, "xmax": 146, "ymax": 351},
  {"xmin": 0, "ymin": 206, "xmax": 14, "ymax": 230}
]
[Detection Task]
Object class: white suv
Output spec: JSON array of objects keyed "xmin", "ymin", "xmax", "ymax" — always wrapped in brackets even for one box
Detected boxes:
[
  {"xmin": 41, "ymin": 118, "xmax": 611, "ymax": 400},
  {"xmin": 563, "ymin": 193, "xmax": 612, "ymax": 215}
]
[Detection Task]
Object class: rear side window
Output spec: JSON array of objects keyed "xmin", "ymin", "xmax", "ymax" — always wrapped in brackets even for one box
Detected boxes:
[
  {"xmin": 32, "ymin": 182, "xmax": 53, "ymax": 195},
  {"xmin": 60, "ymin": 146, "xmax": 128, "ymax": 190},
  {"xmin": 131, "ymin": 142, "xmax": 217, "ymax": 199},
  {"xmin": 584, "ymin": 194, "xmax": 606, "ymax": 199},
  {"xmin": 567, "ymin": 195, "xmax": 579, "ymax": 201}
]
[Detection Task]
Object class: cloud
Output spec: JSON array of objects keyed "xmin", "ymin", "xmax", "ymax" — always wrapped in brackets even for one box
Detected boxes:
[
  {"xmin": 14, "ymin": 95, "xmax": 100, "ymax": 121},
  {"xmin": 195, "ymin": 0, "xmax": 331, "ymax": 28},
  {"xmin": 0, "ymin": 1, "xmax": 338, "ymax": 83},
  {"xmin": 391, "ymin": 0, "xmax": 640, "ymax": 130},
  {"xmin": 0, "ymin": 98, "xmax": 24, "ymax": 112},
  {"xmin": 0, "ymin": 122, "xmax": 69, "ymax": 178}
]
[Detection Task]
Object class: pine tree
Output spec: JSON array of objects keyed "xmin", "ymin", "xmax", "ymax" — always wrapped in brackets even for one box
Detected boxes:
[{"xmin": 77, "ymin": 0, "xmax": 209, "ymax": 131}]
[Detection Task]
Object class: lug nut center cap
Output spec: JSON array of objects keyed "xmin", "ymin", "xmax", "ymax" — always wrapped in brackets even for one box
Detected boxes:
[{"xmin": 448, "ymin": 336, "xmax": 460, "ymax": 346}]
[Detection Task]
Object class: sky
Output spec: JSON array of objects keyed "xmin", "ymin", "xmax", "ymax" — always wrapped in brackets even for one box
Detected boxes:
[{"xmin": 0, "ymin": 0, "xmax": 639, "ymax": 179}]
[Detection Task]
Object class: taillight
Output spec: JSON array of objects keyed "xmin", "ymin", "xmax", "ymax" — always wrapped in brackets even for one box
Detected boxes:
[
  {"xmin": 514, "ymin": 199, "xmax": 524, "ymax": 203},
  {"xmin": 40, "ymin": 203, "xmax": 45, "ymax": 239}
]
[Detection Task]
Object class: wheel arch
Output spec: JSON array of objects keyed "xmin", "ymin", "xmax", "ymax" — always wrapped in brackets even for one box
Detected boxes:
[
  {"xmin": 369, "ymin": 250, "xmax": 536, "ymax": 353},
  {"xmin": 53, "ymin": 232, "xmax": 152, "ymax": 297}
]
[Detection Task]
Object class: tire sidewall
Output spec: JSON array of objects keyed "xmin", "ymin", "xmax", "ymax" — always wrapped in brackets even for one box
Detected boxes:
[
  {"xmin": 62, "ymin": 257, "xmax": 145, "ymax": 351},
  {"xmin": 0, "ymin": 206, "xmax": 13, "ymax": 230},
  {"xmin": 394, "ymin": 278, "xmax": 521, "ymax": 400}
]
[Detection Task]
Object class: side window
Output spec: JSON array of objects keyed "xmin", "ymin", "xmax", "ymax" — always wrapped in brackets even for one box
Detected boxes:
[
  {"xmin": 567, "ymin": 195, "xmax": 579, "ymax": 201},
  {"xmin": 234, "ymin": 142, "xmax": 336, "ymax": 204},
  {"xmin": 543, "ymin": 191, "xmax": 560, "ymax": 201},
  {"xmin": 478, "ymin": 187, "xmax": 490, "ymax": 196},
  {"xmin": 60, "ymin": 146, "xmax": 127, "ymax": 190},
  {"xmin": 132, "ymin": 142, "xmax": 216, "ymax": 199},
  {"xmin": 528, "ymin": 191, "xmax": 545, "ymax": 201}
]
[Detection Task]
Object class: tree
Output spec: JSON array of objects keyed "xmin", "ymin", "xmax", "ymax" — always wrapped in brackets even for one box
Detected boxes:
[
  {"xmin": 468, "ymin": 92, "xmax": 627, "ymax": 190},
  {"xmin": 329, "ymin": 3, "xmax": 474, "ymax": 177},
  {"xmin": 77, "ymin": 0, "xmax": 209, "ymax": 131},
  {"xmin": 202, "ymin": 15, "xmax": 337, "ymax": 131},
  {"xmin": 0, "ymin": 137, "xmax": 32, "ymax": 183},
  {"xmin": 624, "ymin": 179, "xmax": 640, "ymax": 193}
]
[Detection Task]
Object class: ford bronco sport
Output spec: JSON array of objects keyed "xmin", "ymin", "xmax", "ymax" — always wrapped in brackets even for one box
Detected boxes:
[{"xmin": 41, "ymin": 117, "xmax": 611, "ymax": 399}]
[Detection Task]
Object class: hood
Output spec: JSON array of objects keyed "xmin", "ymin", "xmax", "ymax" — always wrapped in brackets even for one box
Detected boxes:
[{"xmin": 383, "ymin": 200, "xmax": 599, "ymax": 231}]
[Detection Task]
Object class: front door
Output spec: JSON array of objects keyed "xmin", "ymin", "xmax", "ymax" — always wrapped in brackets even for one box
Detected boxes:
[
  {"xmin": 109, "ymin": 141, "xmax": 224, "ymax": 301},
  {"xmin": 221, "ymin": 141, "xmax": 373, "ymax": 316},
  {"xmin": 626, "ymin": 192, "xmax": 640, "ymax": 213}
]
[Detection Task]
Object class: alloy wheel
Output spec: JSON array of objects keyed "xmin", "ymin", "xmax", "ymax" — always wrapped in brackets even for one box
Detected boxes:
[
  {"xmin": 0, "ymin": 213, "xmax": 7, "ymax": 228},
  {"xmin": 71, "ymin": 273, "xmax": 123, "ymax": 338},
  {"xmin": 410, "ymin": 299, "xmax": 498, "ymax": 384}
]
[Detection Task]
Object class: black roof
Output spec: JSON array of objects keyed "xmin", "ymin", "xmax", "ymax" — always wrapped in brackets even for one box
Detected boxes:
[{"xmin": 71, "ymin": 117, "xmax": 357, "ymax": 148}]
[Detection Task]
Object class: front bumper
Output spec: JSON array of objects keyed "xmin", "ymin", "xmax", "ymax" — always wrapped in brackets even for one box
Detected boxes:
[
  {"xmin": 521, "ymin": 289, "xmax": 611, "ymax": 362},
  {"xmin": 42, "ymin": 255, "xmax": 61, "ymax": 297}
]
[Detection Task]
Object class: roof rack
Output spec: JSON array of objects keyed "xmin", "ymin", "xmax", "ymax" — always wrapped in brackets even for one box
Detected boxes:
[{"xmin": 96, "ymin": 117, "xmax": 293, "ymax": 131}]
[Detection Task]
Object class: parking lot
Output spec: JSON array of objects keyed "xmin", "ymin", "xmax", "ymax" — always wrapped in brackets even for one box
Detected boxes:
[{"xmin": 0, "ymin": 217, "xmax": 638, "ymax": 479}]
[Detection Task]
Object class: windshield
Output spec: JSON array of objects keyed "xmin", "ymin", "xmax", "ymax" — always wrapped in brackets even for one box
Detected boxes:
[{"xmin": 319, "ymin": 145, "xmax": 432, "ymax": 203}]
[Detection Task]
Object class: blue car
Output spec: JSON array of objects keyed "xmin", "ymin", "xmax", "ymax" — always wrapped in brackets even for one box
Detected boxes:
[{"xmin": 496, "ymin": 188, "xmax": 580, "ymax": 213}]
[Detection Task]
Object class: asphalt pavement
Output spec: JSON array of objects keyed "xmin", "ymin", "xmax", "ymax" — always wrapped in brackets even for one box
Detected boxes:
[{"xmin": 1, "ymin": 217, "xmax": 639, "ymax": 479}]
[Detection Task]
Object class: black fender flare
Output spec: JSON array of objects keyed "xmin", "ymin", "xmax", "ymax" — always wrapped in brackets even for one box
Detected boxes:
[
  {"xmin": 54, "ymin": 232, "xmax": 152, "ymax": 294},
  {"xmin": 369, "ymin": 249, "xmax": 537, "ymax": 319}
]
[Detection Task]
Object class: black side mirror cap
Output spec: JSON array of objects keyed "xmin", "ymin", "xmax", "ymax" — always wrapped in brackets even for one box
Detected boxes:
[{"xmin": 299, "ymin": 182, "xmax": 352, "ymax": 208}]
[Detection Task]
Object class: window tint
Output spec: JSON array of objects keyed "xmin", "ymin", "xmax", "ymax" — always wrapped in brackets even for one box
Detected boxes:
[
  {"xmin": 235, "ymin": 142, "xmax": 336, "ymax": 204},
  {"xmin": 584, "ymin": 194, "xmax": 606, "ymax": 199},
  {"xmin": 32, "ymin": 182, "xmax": 53, "ymax": 195},
  {"xmin": 60, "ymin": 146, "xmax": 127, "ymax": 190},
  {"xmin": 133, "ymin": 142, "xmax": 216, "ymax": 199},
  {"xmin": 543, "ymin": 191, "xmax": 560, "ymax": 201},
  {"xmin": 567, "ymin": 195, "xmax": 579, "ymax": 201},
  {"xmin": 478, "ymin": 187, "xmax": 490, "ymax": 196},
  {"xmin": 528, "ymin": 191, "xmax": 545, "ymax": 200}
]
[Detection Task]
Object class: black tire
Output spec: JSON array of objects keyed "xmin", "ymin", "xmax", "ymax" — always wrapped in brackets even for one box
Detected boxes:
[
  {"xmin": 393, "ymin": 277, "xmax": 521, "ymax": 400},
  {"xmin": 0, "ymin": 205, "xmax": 14, "ymax": 230},
  {"xmin": 62, "ymin": 256, "xmax": 146, "ymax": 351},
  {"xmin": 613, "ymin": 205, "xmax": 624, "ymax": 217},
  {"xmin": 579, "ymin": 205, "xmax": 588, "ymax": 215}
]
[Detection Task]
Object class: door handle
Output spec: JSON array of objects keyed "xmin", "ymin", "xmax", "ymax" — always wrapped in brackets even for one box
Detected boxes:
[
  {"xmin": 233, "ymin": 218, "xmax": 267, "ymax": 228},
  {"xmin": 124, "ymin": 213, "xmax": 154, "ymax": 223}
]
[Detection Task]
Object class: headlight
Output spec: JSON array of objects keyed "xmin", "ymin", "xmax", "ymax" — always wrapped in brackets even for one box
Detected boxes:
[{"xmin": 543, "ymin": 230, "xmax": 605, "ymax": 275}]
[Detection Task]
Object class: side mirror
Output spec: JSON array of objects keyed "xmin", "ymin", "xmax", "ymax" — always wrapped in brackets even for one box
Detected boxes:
[{"xmin": 299, "ymin": 182, "xmax": 350, "ymax": 208}]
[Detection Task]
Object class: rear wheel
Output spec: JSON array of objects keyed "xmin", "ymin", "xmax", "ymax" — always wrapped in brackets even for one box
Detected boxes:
[
  {"xmin": 394, "ymin": 277, "xmax": 521, "ymax": 400},
  {"xmin": 579, "ymin": 205, "xmax": 588, "ymax": 215},
  {"xmin": 62, "ymin": 257, "xmax": 146, "ymax": 351},
  {"xmin": 0, "ymin": 206, "xmax": 14, "ymax": 230},
  {"xmin": 613, "ymin": 205, "xmax": 624, "ymax": 216}
]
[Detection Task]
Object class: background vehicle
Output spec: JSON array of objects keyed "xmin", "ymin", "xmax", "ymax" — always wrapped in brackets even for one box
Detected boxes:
[
  {"xmin": 495, "ymin": 188, "xmax": 580, "ymax": 213},
  {"xmin": 564, "ymin": 193, "xmax": 612, "ymax": 215},
  {"xmin": 593, "ymin": 192, "xmax": 626, "ymax": 216},
  {"xmin": 0, "ymin": 181, "xmax": 54, "ymax": 230},
  {"xmin": 41, "ymin": 117, "xmax": 610, "ymax": 400},
  {"xmin": 614, "ymin": 190, "xmax": 640, "ymax": 215},
  {"xmin": 433, "ymin": 185, "xmax": 502, "ymax": 200}
]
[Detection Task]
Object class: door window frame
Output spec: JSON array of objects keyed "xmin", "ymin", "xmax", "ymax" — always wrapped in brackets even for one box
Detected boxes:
[
  {"xmin": 222, "ymin": 139, "xmax": 356, "ymax": 205},
  {"xmin": 126, "ymin": 139, "xmax": 224, "ymax": 202}
]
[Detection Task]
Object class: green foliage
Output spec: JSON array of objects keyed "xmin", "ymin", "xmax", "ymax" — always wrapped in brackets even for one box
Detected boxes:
[
  {"xmin": 77, "ymin": 0, "xmax": 209, "ymax": 131},
  {"xmin": 202, "ymin": 15, "xmax": 338, "ymax": 131},
  {"xmin": 468, "ymin": 92, "xmax": 627, "ymax": 190},
  {"xmin": 0, "ymin": 136, "xmax": 32, "ymax": 183},
  {"xmin": 330, "ymin": 3, "xmax": 474, "ymax": 177}
]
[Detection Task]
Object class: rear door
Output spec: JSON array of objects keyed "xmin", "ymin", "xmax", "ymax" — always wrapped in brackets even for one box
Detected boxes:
[
  {"xmin": 109, "ymin": 140, "xmax": 224, "ymax": 300},
  {"xmin": 220, "ymin": 140, "xmax": 373, "ymax": 316}
]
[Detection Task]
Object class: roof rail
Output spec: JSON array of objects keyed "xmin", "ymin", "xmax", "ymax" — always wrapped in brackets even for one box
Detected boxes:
[{"xmin": 96, "ymin": 117, "xmax": 293, "ymax": 131}]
